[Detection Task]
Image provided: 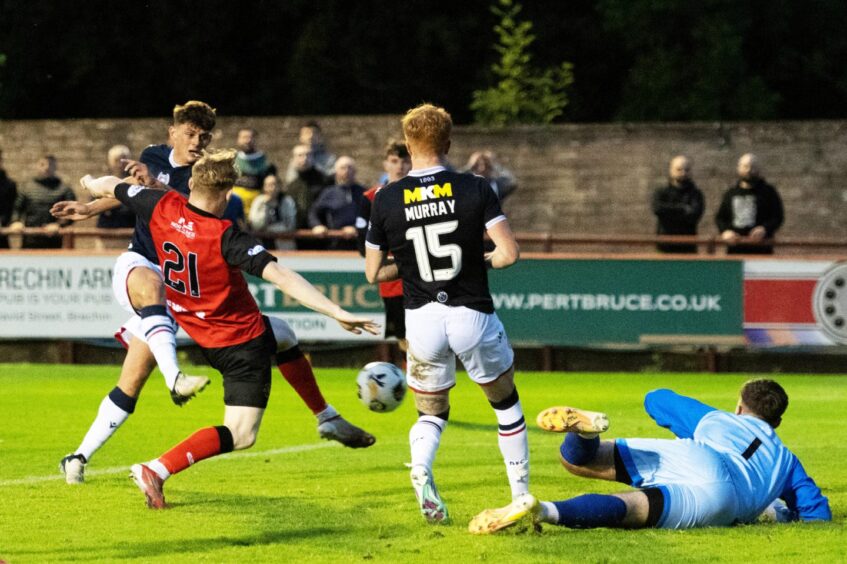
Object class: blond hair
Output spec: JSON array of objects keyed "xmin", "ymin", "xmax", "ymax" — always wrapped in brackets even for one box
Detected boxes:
[
  {"xmin": 173, "ymin": 100, "xmax": 217, "ymax": 131},
  {"xmin": 401, "ymin": 103, "xmax": 452, "ymax": 155},
  {"xmin": 191, "ymin": 149, "xmax": 238, "ymax": 194}
]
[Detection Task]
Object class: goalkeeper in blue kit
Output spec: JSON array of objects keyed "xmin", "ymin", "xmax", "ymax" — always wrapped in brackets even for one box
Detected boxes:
[{"xmin": 470, "ymin": 379, "xmax": 830, "ymax": 533}]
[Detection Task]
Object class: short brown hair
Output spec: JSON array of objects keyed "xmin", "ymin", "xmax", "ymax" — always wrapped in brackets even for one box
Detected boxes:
[
  {"xmin": 401, "ymin": 103, "xmax": 452, "ymax": 155},
  {"xmin": 740, "ymin": 379, "xmax": 788, "ymax": 427},
  {"xmin": 384, "ymin": 139, "xmax": 410, "ymax": 160},
  {"xmin": 173, "ymin": 100, "xmax": 217, "ymax": 131},
  {"xmin": 191, "ymin": 149, "xmax": 238, "ymax": 195}
]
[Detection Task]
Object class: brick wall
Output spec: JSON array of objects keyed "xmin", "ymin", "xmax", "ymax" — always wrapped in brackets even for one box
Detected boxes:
[{"xmin": 2, "ymin": 117, "xmax": 845, "ymax": 237}]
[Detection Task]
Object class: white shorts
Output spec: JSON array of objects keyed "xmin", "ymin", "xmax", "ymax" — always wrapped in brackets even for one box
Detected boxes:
[
  {"xmin": 112, "ymin": 251, "xmax": 162, "ymax": 314},
  {"xmin": 616, "ymin": 438, "xmax": 739, "ymax": 529},
  {"xmin": 117, "ymin": 313, "xmax": 299, "ymax": 352},
  {"xmin": 404, "ymin": 303, "xmax": 514, "ymax": 393}
]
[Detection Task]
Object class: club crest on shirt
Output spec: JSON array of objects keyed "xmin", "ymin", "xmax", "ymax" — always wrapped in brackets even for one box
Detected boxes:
[
  {"xmin": 247, "ymin": 245, "xmax": 266, "ymax": 256},
  {"xmin": 170, "ymin": 217, "xmax": 196, "ymax": 239},
  {"xmin": 127, "ymin": 185, "xmax": 146, "ymax": 197},
  {"xmin": 157, "ymin": 172, "xmax": 171, "ymax": 185}
]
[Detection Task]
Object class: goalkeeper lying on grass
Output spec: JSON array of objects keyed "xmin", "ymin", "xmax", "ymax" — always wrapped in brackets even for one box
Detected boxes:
[{"xmin": 470, "ymin": 379, "xmax": 830, "ymax": 533}]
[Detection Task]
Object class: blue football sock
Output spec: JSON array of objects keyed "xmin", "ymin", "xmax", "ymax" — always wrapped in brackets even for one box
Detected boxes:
[
  {"xmin": 553, "ymin": 494, "xmax": 627, "ymax": 528},
  {"xmin": 560, "ymin": 432, "xmax": 599, "ymax": 465}
]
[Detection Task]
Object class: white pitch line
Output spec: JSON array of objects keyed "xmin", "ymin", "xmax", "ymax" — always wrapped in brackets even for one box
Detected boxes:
[{"xmin": 0, "ymin": 442, "xmax": 338, "ymax": 487}]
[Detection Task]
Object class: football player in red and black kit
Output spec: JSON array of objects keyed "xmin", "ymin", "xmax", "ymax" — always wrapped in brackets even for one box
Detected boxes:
[
  {"xmin": 53, "ymin": 103, "xmax": 375, "ymax": 487},
  {"xmin": 81, "ymin": 150, "xmax": 379, "ymax": 508},
  {"xmin": 365, "ymin": 104, "xmax": 526, "ymax": 525},
  {"xmin": 356, "ymin": 140, "xmax": 412, "ymax": 361}
]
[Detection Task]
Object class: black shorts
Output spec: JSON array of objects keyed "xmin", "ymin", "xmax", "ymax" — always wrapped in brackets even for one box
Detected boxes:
[
  {"xmin": 383, "ymin": 295, "xmax": 406, "ymax": 340},
  {"xmin": 201, "ymin": 316, "xmax": 276, "ymax": 408}
]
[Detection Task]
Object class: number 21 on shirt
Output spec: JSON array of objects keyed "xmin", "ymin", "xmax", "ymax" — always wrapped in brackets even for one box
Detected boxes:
[{"xmin": 162, "ymin": 241, "xmax": 200, "ymax": 297}]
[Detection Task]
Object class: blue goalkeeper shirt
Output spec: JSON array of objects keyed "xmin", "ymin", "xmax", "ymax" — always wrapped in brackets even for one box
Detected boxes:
[{"xmin": 644, "ymin": 389, "xmax": 831, "ymax": 523}]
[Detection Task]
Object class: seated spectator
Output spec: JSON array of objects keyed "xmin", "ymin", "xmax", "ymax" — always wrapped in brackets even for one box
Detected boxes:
[
  {"xmin": 233, "ymin": 128, "xmax": 276, "ymax": 217},
  {"xmin": 249, "ymin": 174, "xmax": 297, "ymax": 250},
  {"xmin": 96, "ymin": 145, "xmax": 137, "ymax": 233},
  {"xmin": 223, "ymin": 191, "xmax": 247, "ymax": 231},
  {"xmin": 230, "ymin": 174, "xmax": 262, "ymax": 223},
  {"xmin": 309, "ymin": 156, "xmax": 363, "ymax": 250},
  {"xmin": 285, "ymin": 120, "xmax": 336, "ymax": 183},
  {"xmin": 464, "ymin": 150, "xmax": 517, "ymax": 200},
  {"xmin": 285, "ymin": 143, "xmax": 330, "ymax": 250},
  {"xmin": 651, "ymin": 155, "xmax": 704, "ymax": 253},
  {"xmin": 716, "ymin": 153, "xmax": 784, "ymax": 255},
  {"xmin": 0, "ymin": 148, "xmax": 17, "ymax": 249},
  {"xmin": 9, "ymin": 155, "xmax": 76, "ymax": 249}
]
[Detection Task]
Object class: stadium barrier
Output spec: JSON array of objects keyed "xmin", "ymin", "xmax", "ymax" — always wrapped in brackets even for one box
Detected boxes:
[{"xmin": 1, "ymin": 226, "xmax": 847, "ymax": 255}]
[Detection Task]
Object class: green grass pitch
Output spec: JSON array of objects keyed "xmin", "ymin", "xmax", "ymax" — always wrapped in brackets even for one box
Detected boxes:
[{"xmin": 0, "ymin": 364, "xmax": 843, "ymax": 563}]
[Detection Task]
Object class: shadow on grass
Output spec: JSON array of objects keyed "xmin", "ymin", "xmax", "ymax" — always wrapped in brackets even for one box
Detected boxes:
[
  {"xmin": 448, "ymin": 419, "xmax": 551, "ymax": 436},
  {"xmin": 8, "ymin": 491, "xmax": 341, "ymax": 561}
]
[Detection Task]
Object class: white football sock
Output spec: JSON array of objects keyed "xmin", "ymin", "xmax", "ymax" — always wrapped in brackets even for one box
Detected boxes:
[
  {"xmin": 147, "ymin": 459, "xmax": 171, "ymax": 481},
  {"xmin": 139, "ymin": 306, "xmax": 181, "ymax": 390},
  {"xmin": 409, "ymin": 415, "xmax": 446, "ymax": 471},
  {"xmin": 492, "ymin": 394, "xmax": 530, "ymax": 498},
  {"xmin": 75, "ymin": 394, "xmax": 131, "ymax": 461},
  {"xmin": 539, "ymin": 501, "xmax": 559, "ymax": 524}
]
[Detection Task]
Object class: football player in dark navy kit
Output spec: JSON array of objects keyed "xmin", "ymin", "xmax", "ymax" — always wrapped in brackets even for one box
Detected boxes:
[
  {"xmin": 53, "ymin": 102, "xmax": 374, "ymax": 488},
  {"xmin": 51, "ymin": 101, "xmax": 217, "ymax": 484},
  {"xmin": 81, "ymin": 150, "xmax": 379, "ymax": 509},
  {"xmin": 365, "ymin": 104, "xmax": 528, "ymax": 525}
]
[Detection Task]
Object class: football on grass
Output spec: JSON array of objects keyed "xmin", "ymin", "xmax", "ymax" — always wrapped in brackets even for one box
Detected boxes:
[{"xmin": 356, "ymin": 362, "xmax": 406, "ymax": 412}]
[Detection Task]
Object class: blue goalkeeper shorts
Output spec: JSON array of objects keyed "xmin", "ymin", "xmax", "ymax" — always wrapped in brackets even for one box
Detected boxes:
[{"xmin": 616, "ymin": 438, "xmax": 739, "ymax": 529}]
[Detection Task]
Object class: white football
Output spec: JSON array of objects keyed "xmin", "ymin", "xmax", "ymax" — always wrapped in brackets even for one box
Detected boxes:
[{"xmin": 356, "ymin": 362, "xmax": 407, "ymax": 412}]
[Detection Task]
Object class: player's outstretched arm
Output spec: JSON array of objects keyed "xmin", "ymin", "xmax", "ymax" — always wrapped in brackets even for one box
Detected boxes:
[
  {"xmin": 364, "ymin": 248, "xmax": 399, "ymax": 283},
  {"xmin": 643, "ymin": 388, "xmax": 716, "ymax": 439},
  {"xmin": 51, "ymin": 194, "xmax": 122, "ymax": 221},
  {"xmin": 261, "ymin": 261, "xmax": 380, "ymax": 335},
  {"xmin": 80, "ymin": 175, "xmax": 125, "ymax": 199},
  {"xmin": 485, "ymin": 219, "xmax": 520, "ymax": 269},
  {"xmin": 781, "ymin": 460, "xmax": 832, "ymax": 522}
]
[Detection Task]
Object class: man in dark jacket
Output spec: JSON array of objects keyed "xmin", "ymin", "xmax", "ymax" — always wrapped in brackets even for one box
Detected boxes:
[
  {"xmin": 0, "ymin": 149, "xmax": 17, "ymax": 249},
  {"xmin": 309, "ymin": 156, "xmax": 363, "ymax": 250},
  {"xmin": 651, "ymin": 155, "xmax": 704, "ymax": 253},
  {"xmin": 10, "ymin": 155, "xmax": 76, "ymax": 248},
  {"xmin": 716, "ymin": 153, "xmax": 784, "ymax": 254}
]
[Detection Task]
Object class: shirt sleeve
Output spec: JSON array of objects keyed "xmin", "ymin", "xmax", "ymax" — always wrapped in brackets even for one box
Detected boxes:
[
  {"xmin": 355, "ymin": 194, "xmax": 372, "ymax": 257},
  {"xmin": 481, "ymin": 177, "xmax": 506, "ymax": 229},
  {"xmin": 220, "ymin": 225, "xmax": 277, "ymax": 277},
  {"xmin": 114, "ymin": 183, "xmax": 166, "ymax": 223},
  {"xmin": 365, "ymin": 190, "xmax": 388, "ymax": 251},
  {"xmin": 780, "ymin": 458, "xmax": 831, "ymax": 522},
  {"xmin": 643, "ymin": 388, "xmax": 717, "ymax": 439}
]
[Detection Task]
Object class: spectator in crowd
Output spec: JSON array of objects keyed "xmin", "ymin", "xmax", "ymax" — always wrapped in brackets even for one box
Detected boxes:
[
  {"xmin": 249, "ymin": 174, "xmax": 297, "ymax": 250},
  {"xmin": 286, "ymin": 121, "xmax": 336, "ymax": 183},
  {"xmin": 9, "ymin": 155, "xmax": 76, "ymax": 248},
  {"xmin": 96, "ymin": 145, "xmax": 137, "ymax": 232},
  {"xmin": 309, "ymin": 156, "xmax": 363, "ymax": 250},
  {"xmin": 286, "ymin": 143, "xmax": 329, "ymax": 250},
  {"xmin": 223, "ymin": 191, "xmax": 247, "ymax": 231},
  {"xmin": 233, "ymin": 128, "xmax": 276, "ymax": 218},
  {"xmin": 651, "ymin": 155, "xmax": 704, "ymax": 253},
  {"xmin": 464, "ymin": 150, "xmax": 517, "ymax": 201},
  {"xmin": 716, "ymin": 153, "xmax": 784, "ymax": 254},
  {"xmin": 0, "ymin": 149, "xmax": 17, "ymax": 249}
]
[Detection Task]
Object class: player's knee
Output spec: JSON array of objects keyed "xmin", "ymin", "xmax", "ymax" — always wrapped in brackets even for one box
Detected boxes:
[
  {"xmin": 644, "ymin": 388, "xmax": 672, "ymax": 412},
  {"xmin": 127, "ymin": 267, "xmax": 165, "ymax": 309},
  {"xmin": 231, "ymin": 428, "xmax": 258, "ymax": 450},
  {"xmin": 270, "ymin": 317, "xmax": 298, "ymax": 350},
  {"xmin": 414, "ymin": 391, "xmax": 450, "ymax": 416}
]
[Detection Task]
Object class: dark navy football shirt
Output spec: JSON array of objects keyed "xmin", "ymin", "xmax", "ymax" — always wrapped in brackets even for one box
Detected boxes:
[{"xmin": 128, "ymin": 144, "xmax": 193, "ymax": 261}]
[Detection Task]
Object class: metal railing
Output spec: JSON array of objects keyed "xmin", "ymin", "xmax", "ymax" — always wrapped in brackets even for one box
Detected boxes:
[{"xmin": 0, "ymin": 226, "xmax": 845, "ymax": 255}]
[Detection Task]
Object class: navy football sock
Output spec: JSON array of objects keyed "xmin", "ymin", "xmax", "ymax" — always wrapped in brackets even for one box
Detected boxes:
[
  {"xmin": 553, "ymin": 494, "xmax": 627, "ymax": 528},
  {"xmin": 560, "ymin": 432, "xmax": 599, "ymax": 465}
]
